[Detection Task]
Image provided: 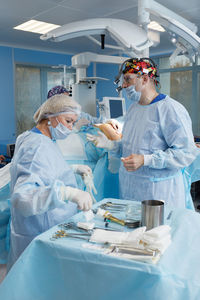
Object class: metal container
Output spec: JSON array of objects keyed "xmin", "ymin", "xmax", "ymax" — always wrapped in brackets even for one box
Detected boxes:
[{"xmin": 141, "ymin": 200, "xmax": 164, "ymax": 230}]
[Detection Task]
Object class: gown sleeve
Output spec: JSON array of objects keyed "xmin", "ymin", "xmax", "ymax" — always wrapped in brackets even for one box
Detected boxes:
[
  {"xmin": 11, "ymin": 135, "xmax": 76, "ymax": 217},
  {"xmin": 144, "ymin": 100, "xmax": 199, "ymax": 169}
]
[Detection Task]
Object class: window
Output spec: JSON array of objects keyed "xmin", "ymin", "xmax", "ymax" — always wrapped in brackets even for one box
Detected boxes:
[
  {"xmin": 15, "ymin": 64, "xmax": 75, "ymax": 136},
  {"xmin": 156, "ymin": 54, "xmax": 200, "ymax": 135},
  {"xmin": 15, "ymin": 66, "xmax": 41, "ymax": 135},
  {"xmin": 159, "ymin": 55, "xmax": 192, "ymax": 69},
  {"xmin": 197, "ymin": 73, "xmax": 200, "ymax": 134},
  {"xmin": 160, "ymin": 70, "xmax": 192, "ymax": 114}
]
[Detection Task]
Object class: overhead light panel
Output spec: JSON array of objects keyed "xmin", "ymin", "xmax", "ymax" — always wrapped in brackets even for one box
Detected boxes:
[
  {"xmin": 14, "ymin": 20, "xmax": 61, "ymax": 34},
  {"xmin": 41, "ymin": 18, "xmax": 153, "ymax": 57},
  {"xmin": 148, "ymin": 21, "xmax": 165, "ymax": 32}
]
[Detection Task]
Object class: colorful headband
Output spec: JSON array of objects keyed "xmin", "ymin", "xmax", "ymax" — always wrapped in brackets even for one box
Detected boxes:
[{"xmin": 123, "ymin": 58, "xmax": 159, "ymax": 86}]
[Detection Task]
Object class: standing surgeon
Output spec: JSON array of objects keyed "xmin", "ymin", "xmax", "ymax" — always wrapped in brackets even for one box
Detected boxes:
[
  {"xmin": 8, "ymin": 94, "xmax": 93, "ymax": 269},
  {"xmin": 87, "ymin": 57, "xmax": 199, "ymax": 208}
]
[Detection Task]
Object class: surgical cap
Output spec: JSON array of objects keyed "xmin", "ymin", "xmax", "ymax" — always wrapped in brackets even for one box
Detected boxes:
[
  {"xmin": 47, "ymin": 85, "xmax": 69, "ymax": 99},
  {"xmin": 123, "ymin": 58, "xmax": 159, "ymax": 85},
  {"xmin": 33, "ymin": 94, "xmax": 81, "ymax": 124}
]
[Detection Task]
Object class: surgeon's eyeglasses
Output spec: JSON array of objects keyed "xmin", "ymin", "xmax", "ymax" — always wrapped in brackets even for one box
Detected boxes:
[
  {"xmin": 114, "ymin": 57, "xmax": 158, "ymax": 85},
  {"xmin": 123, "ymin": 75, "xmax": 137, "ymax": 84}
]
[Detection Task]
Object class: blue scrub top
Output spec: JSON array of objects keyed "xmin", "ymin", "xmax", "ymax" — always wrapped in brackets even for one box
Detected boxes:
[
  {"xmin": 31, "ymin": 127, "xmax": 42, "ymax": 134},
  {"xmin": 150, "ymin": 93, "xmax": 166, "ymax": 105}
]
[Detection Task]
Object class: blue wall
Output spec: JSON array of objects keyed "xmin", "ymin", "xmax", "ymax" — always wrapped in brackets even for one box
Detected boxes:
[
  {"xmin": 0, "ymin": 47, "xmax": 15, "ymax": 150},
  {"xmin": 0, "ymin": 46, "xmax": 73, "ymax": 154},
  {"xmin": 0, "ymin": 46, "xmax": 119, "ymax": 154},
  {"xmin": 14, "ymin": 48, "xmax": 72, "ymax": 65},
  {"xmin": 96, "ymin": 63, "xmax": 119, "ymax": 101}
]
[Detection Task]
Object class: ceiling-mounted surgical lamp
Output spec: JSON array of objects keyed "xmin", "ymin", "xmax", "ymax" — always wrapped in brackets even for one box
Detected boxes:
[
  {"xmin": 40, "ymin": 18, "xmax": 153, "ymax": 57},
  {"xmin": 152, "ymin": 14, "xmax": 200, "ymax": 62},
  {"xmin": 139, "ymin": 0, "xmax": 200, "ymax": 62}
]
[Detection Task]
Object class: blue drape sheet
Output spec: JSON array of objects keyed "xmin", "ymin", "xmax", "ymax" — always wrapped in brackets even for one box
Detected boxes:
[
  {"xmin": 0, "ymin": 183, "xmax": 10, "ymax": 264},
  {"xmin": 0, "ymin": 199, "xmax": 200, "ymax": 300}
]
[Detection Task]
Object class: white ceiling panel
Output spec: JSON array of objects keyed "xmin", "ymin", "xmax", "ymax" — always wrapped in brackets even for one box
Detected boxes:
[
  {"xmin": 106, "ymin": 6, "xmax": 139, "ymax": 23},
  {"xmin": 35, "ymin": 6, "xmax": 95, "ymax": 25},
  {"xmin": 0, "ymin": 15, "xmax": 27, "ymax": 30},
  {"xmin": 46, "ymin": 0, "xmax": 66, "ymax": 3},
  {"xmin": 0, "ymin": 0, "xmax": 56, "ymax": 21},
  {"xmin": 180, "ymin": 7, "xmax": 200, "ymax": 27},
  {"xmin": 0, "ymin": 0, "xmax": 199, "ymax": 56},
  {"xmin": 59, "ymin": 0, "xmax": 138, "ymax": 16},
  {"xmin": 156, "ymin": 0, "xmax": 200, "ymax": 14}
]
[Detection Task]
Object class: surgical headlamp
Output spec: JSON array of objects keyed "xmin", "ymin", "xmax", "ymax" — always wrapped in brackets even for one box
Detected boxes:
[
  {"xmin": 114, "ymin": 58, "xmax": 132, "ymax": 93},
  {"xmin": 114, "ymin": 58, "xmax": 133, "ymax": 84},
  {"xmin": 114, "ymin": 77, "xmax": 123, "ymax": 93},
  {"xmin": 114, "ymin": 78, "xmax": 120, "ymax": 85}
]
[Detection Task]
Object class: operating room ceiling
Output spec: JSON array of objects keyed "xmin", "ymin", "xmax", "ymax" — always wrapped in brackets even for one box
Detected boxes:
[{"xmin": 0, "ymin": 0, "xmax": 200, "ymax": 57}]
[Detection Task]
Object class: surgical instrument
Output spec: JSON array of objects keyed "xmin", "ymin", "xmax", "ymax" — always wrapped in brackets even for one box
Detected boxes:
[
  {"xmin": 51, "ymin": 229, "xmax": 91, "ymax": 241},
  {"xmin": 59, "ymin": 221, "xmax": 123, "ymax": 232}
]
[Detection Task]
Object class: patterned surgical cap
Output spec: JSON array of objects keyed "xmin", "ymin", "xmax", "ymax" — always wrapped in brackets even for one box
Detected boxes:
[{"xmin": 47, "ymin": 85, "xmax": 69, "ymax": 99}]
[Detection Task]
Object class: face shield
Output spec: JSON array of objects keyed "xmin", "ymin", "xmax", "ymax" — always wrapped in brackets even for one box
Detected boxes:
[{"xmin": 33, "ymin": 94, "xmax": 81, "ymax": 124}]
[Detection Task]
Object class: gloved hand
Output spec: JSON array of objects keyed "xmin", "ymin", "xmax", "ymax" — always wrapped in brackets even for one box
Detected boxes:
[
  {"xmin": 71, "ymin": 164, "xmax": 92, "ymax": 177},
  {"xmin": 105, "ymin": 119, "xmax": 123, "ymax": 135},
  {"xmin": 83, "ymin": 173, "xmax": 97, "ymax": 203},
  {"xmin": 74, "ymin": 118, "xmax": 90, "ymax": 130},
  {"xmin": 86, "ymin": 131, "xmax": 115, "ymax": 150},
  {"xmin": 60, "ymin": 186, "xmax": 92, "ymax": 211}
]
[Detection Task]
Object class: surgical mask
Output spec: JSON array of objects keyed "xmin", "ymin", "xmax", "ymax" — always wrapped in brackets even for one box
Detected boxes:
[
  {"xmin": 49, "ymin": 120, "xmax": 71, "ymax": 140},
  {"xmin": 125, "ymin": 85, "xmax": 141, "ymax": 103}
]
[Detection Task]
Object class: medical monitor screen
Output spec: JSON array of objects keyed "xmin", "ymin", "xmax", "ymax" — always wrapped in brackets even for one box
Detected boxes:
[{"xmin": 109, "ymin": 99, "xmax": 123, "ymax": 118}]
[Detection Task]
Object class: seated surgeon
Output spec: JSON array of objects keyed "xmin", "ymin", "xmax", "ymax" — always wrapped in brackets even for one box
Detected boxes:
[
  {"xmin": 8, "ymin": 94, "xmax": 93, "ymax": 269},
  {"xmin": 87, "ymin": 58, "xmax": 199, "ymax": 208}
]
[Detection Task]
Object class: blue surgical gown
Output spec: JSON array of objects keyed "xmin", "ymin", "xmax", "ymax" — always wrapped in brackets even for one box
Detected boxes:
[
  {"xmin": 8, "ymin": 130, "xmax": 78, "ymax": 268},
  {"xmin": 115, "ymin": 96, "xmax": 199, "ymax": 207}
]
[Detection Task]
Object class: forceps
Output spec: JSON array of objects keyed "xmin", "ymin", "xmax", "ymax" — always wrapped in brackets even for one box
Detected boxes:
[
  {"xmin": 59, "ymin": 222, "xmax": 123, "ymax": 232},
  {"xmin": 50, "ymin": 229, "xmax": 91, "ymax": 241},
  {"xmin": 100, "ymin": 202, "xmax": 127, "ymax": 213},
  {"xmin": 110, "ymin": 245, "xmax": 156, "ymax": 257},
  {"xmin": 59, "ymin": 222, "xmax": 89, "ymax": 232}
]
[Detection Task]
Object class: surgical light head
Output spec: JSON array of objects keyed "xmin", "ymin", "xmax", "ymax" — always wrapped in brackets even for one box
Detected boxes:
[
  {"xmin": 33, "ymin": 94, "xmax": 81, "ymax": 124},
  {"xmin": 114, "ymin": 57, "xmax": 160, "ymax": 93}
]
